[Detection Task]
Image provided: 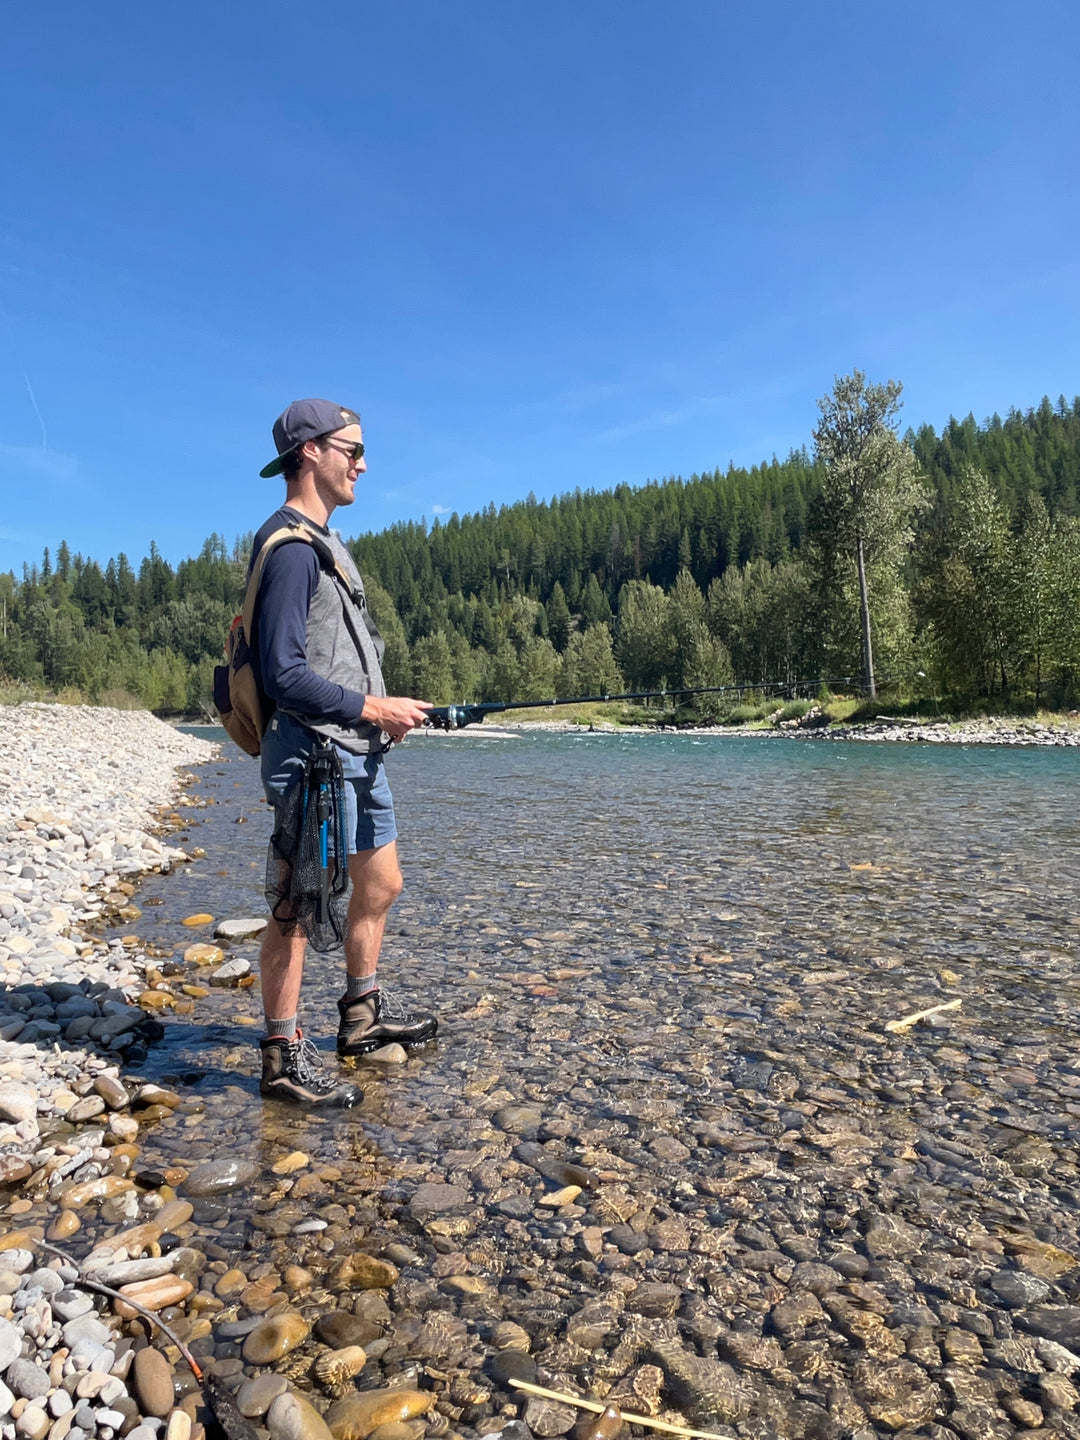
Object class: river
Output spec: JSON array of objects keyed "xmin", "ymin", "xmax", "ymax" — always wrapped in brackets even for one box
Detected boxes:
[{"xmin": 97, "ymin": 726, "xmax": 1080, "ymax": 1436}]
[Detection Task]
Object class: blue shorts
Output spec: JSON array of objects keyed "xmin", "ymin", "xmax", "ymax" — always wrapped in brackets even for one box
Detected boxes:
[{"xmin": 261, "ymin": 712, "xmax": 398, "ymax": 854}]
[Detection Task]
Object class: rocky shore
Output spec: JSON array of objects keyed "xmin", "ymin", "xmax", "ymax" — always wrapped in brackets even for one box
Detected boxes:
[{"xmin": 0, "ymin": 703, "xmax": 218, "ymax": 1149}]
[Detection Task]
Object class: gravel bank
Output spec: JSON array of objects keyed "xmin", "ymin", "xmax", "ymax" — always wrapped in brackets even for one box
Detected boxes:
[{"xmin": 0, "ymin": 704, "xmax": 218, "ymax": 1149}]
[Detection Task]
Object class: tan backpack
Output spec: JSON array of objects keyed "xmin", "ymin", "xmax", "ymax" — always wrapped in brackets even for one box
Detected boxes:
[{"xmin": 212, "ymin": 523, "xmax": 355, "ymax": 756}]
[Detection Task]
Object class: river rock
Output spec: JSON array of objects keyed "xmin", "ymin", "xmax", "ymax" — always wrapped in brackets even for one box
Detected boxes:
[
  {"xmin": 238, "ymin": 1375, "xmax": 289, "ymax": 1418},
  {"xmin": 852, "ymin": 1358, "xmax": 942, "ymax": 1430},
  {"xmin": 523, "ymin": 1398, "xmax": 577, "ymax": 1437},
  {"xmin": 209, "ymin": 958, "xmax": 252, "ymax": 986},
  {"xmin": 93, "ymin": 1074, "xmax": 130, "ymax": 1109},
  {"xmin": 243, "ymin": 1313, "xmax": 311, "ymax": 1365},
  {"xmin": 990, "ymin": 1270, "xmax": 1053, "ymax": 1307},
  {"xmin": 214, "ymin": 918, "xmax": 268, "ymax": 941},
  {"xmin": 182, "ymin": 944, "xmax": 224, "ymax": 965},
  {"xmin": 0, "ymin": 1317, "xmax": 22, "ymax": 1369},
  {"xmin": 315, "ymin": 1313, "xmax": 383, "ymax": 1349},
  {"xmin": 409, "ymin": 1183, "xmax": 470, "ymax": 1218},
  {"xmin": 132, "ymin": 1347, "xmax": 174, "ymax": 1417},
  {"xmin": 46, "ymin": 1211, "xmax": 81, "ymax": 1241},
  {"xmin": 267, "ymin": 1391, "xmax": 335, "ymax": 1440},
  {"xmin": 6, "ymin": 1361, "xmax": 50, "ymax": 1401},
  {"xmin": 183, "ymin": 1159, "xmax": 260, "ymax": 1195},
  {"xmin": 325, "ymin": 1390, "xmax": 432, "ymax": 1440},
  {"xmin": 0, "ymin": 1086, "xmax": 37, "ymax": 1125},
  {"xmin": 115, "ymin": 1276, "xmax": 194, "ymax": 1315},
  {"xmin": 334, "ymin": 1254, "xmax": 399, "ymax": 1290},
  {"xmin": 493, "ymin": 1105, "xmax": 542, "ymax": 1136}
]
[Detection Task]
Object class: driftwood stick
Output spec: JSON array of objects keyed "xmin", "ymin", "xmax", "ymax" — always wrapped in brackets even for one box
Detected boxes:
[
  {"xmin": 884, "ymin": 997, "xmax": 962, "ymax": 1033},
  {"xmin": 38, "ymin": 1240, "xmax": 205, "ymax": 1380},
  {"xmin": 507, "ymin": 1378, "xmax": 736, "ymax": 1440}
]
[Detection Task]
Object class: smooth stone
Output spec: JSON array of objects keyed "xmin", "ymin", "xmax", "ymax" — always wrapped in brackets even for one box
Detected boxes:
[
  {"xmin": 62, "ymin": 1315, "xmax": 112, "ymax": 1347},
  {"xmin": 181, "ymin": 915, "xmax": 214, "ymax": 927},
  {"xmin": 333, "ymin": 1255, "xmax": 399, "ymax": 1291},
  {"xmin": 183, "ymin": 1160, "xmax": 259, "ymax": 1197},
  {"xmin": 213, "ymin": 918, "xmax": 267, "ymax": 941},
  {"xmin": 267, "ymin": 1391, "xmax": 334, "ymax": 1440},
  {"xmin": 361, "ymin": 1044, "xmax": 407, "ymax": 1066},
  {"xmin": 15, "ymin": 1404, "xmax": 49, "ymax": 1440},
  {"xmin": 271, "ymin": 1153, "xmax": 310, "ymax": 1177},
  {"xmin": 182, "ymin": 945, "xmax": 224, "ymax": 966},
  {"xmin": 132, "ymin": 1348, "xmax": 174, "ymax": 1418},
  {"xmin": 209, "ymin": 959, "xmax": 251, "ymax": 987},
  {"xmin": 325, "ymin": 1391, "xmax": 432, "ymax": 1440},
  {"xmin": 59, "ymin": 1175, "xmax": 133, "ymax": 1209},
  {"xmin": 242, "ymin": 1313, "xmax": 310, "ymax": 1366},
  {"xmin": 493, "ymin": 1105, "xmax": 543, "ymax": 1136},
  {"xmin": 237, "ymin": 1375, "xmax": 289, "ymax": 1419},
  {"xmin": 0, "ymin": 1086, "xmax": 37, "ymax": 1125},
  {"xmin": 52, "ymin": 1290, "xmax": 93, "ymax": 1323},
  {"xmin": 114, "ymin": 1277, "xmax": 194, "ymax": 1317},
  {"xmin": 489, "ymin": 1352, "xmax": 537, "ymax": 1387},
  {"xmin": 155, "ymin": 1201, "xmax": 193, "ymax": 1230},
  {"xmin": 46, "ymin": 1212, "xmax": 81, "ymax": 1242},
  {"xmin": 409, "ymin": 1184, "xmax": 470, "ymax": 1218},
  {"xmin": 0, "ymin": 1316, "xmax": 21, "ymax": 1369},
  {"xmin": 93, "ymin": 1076, "xmax": 130, "ymax": 1111},
  {"xmin": 314, "ymin": 1314, "xmax": 382, "ymax": 1349},
  {"xmin": 94, "ymin": 1258, "xmax": 176, "ymax": 1287},
  {"xmin": 166, "ymin": 1409, "xmax": 192, "ymax": 1440},
  {"xmin": 366, "ymin": 1426, "xmax": 424, "ymax": 1440},
  {"xmin": 6, "ymin": 1361, "xmax": 50, "ymax": 1401}
]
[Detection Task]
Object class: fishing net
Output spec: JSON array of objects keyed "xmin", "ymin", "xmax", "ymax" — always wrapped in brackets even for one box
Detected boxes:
[{"xmin": 265, "ymin": 737, "xmax": 350, "ymax": 952}]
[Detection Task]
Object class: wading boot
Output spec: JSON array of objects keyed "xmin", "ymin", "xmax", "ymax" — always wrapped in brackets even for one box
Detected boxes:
[
  {"xmin": 336, "ymin": 987, "xmax": 438, "ymax": 1057},
  {"xmin": 260, "ymin": 1031, "xmax": 361, "ymax": 1107}
]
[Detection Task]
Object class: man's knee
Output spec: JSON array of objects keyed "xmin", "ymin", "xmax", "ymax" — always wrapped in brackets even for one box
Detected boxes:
[{"xmin": 348, "ymin": 848, "xmax": 404, "ymax": 915}]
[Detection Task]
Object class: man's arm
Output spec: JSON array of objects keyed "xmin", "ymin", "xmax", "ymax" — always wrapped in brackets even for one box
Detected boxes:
[{"xmin": 256, "ymin": 543, "xmax": 431, "ymax": 739}]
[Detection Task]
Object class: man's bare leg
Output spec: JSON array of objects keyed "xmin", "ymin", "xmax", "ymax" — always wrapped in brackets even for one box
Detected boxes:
[
  {"xmin": 259, "ymin": 923, "xmax": 307, "ymax": 1034},
  {"xmin": 336, "ymin": 839, "xmax": 438, "ymax": 1054},
  {"xmin": 344, "ymin": 840, "xmax": 404, "ymax": 980}
]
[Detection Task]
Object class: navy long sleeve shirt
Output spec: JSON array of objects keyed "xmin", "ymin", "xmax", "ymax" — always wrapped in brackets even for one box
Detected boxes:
[{"xmin": 249, "ymin": 507, "xmax": 370, "ymax": 728}]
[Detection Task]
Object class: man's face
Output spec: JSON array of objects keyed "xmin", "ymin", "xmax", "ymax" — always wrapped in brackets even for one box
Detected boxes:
[{"xmin": 312, "ymin": 423, "xmax": 365, "ymax": 509}]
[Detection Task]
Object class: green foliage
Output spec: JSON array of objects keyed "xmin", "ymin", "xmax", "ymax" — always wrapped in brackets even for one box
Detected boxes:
[{"xmin": 5, "ymin": 389, "xmax": 1080, "ymax": 717}]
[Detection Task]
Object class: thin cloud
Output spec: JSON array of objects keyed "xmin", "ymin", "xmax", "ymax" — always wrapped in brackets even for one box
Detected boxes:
[
  {"xmin": 0, "ymin": 444, "xmax": 79, "ymax": 483},
  {"xmin": 430, "ymin": 503, "xmax": 451, "ymax": 514}
]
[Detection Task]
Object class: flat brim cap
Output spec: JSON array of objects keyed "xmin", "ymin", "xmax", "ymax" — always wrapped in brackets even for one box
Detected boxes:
[{"xmin": 260, "ymin": 399, "xmax": 362, "ymax": 477}]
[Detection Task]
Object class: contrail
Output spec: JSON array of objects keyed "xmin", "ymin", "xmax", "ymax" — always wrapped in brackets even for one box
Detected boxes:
[{"xmin": 25, "ymin": 375, "xmax": 47, "ymax": 452}]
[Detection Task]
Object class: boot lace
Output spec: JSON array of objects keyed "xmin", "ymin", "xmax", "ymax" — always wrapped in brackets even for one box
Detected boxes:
[{"xmin": 288, "ymin": 1031, "xmax": 338, "ymax": 1093}]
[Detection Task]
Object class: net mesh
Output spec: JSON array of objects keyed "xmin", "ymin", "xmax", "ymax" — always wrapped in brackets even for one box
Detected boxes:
[{"xmin": 265, "ymin": 738, "xmax": 349, "ymax": 953}]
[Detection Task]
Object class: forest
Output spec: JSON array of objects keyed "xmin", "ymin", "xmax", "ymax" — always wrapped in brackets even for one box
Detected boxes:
[{"xmin": 3, "ymin": 386, "xmax": 1080, "ymax": 718}]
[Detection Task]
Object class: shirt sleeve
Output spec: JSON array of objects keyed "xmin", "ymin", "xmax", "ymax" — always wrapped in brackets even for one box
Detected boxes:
[{"xmin": 254, "ymin": 541, "xmax": 370, "ymax": 726}]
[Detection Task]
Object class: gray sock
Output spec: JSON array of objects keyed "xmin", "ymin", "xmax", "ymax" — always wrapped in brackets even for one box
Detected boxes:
[
  {"xmin": 346, "ymin": 974, "xmax": 377, "ymax": 1000},
  {"xmin": 266, "ymin": 1016, "xmax": 297, "ymax": 1040}
]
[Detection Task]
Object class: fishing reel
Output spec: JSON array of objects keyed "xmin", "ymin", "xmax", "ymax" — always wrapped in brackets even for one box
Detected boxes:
[{"xmin": 424, "ymin": 705, "xmax": 489, "ymax": 730}]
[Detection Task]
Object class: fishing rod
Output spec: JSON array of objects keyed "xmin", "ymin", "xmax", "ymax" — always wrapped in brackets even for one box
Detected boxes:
[{"xmin": 423, "ymin": 680, "xmax": 859, "ymax": 731}]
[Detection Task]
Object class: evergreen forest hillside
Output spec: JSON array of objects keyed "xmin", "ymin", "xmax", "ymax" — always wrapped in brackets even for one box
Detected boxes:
[{"xmin": 3, "ymin": 393, "xmax": 1080, "ymax": 717}]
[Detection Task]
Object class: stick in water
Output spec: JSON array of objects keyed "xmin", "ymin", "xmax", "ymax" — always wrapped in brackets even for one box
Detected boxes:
[
  {"xmin": 884, "ymin": 997, "xmax": 962, "ymax": 1032},
  {"xmin": 507, "ymin": 1378, "xmax": 736, "ymax": 1440}
]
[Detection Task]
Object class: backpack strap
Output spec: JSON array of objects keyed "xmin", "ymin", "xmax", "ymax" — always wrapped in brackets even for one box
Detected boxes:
[{"xmin": 240, "ymin": 521, "xmax": 359, "ymax": 639}]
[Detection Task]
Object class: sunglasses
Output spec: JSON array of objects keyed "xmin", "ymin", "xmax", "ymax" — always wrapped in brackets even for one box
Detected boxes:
[{"xmin": 323, "ymin": 437, "xmax": 365, "ymax": 462}]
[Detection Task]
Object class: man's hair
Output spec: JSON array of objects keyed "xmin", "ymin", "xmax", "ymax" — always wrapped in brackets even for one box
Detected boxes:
[{"xmin": 282, "ymin": 435, "xmax": 327, "ymax": 483}]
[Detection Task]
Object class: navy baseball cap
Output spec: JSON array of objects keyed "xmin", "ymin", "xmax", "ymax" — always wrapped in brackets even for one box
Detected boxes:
[{"xmin": 259, "ymin": 398, "xmax": 361, "ymax": 478}]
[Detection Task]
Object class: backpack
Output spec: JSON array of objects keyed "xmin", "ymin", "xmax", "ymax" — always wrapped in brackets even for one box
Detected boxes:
[{"xmin": 212, "ymin": 522, "xmax": 357, "ymax": 756}]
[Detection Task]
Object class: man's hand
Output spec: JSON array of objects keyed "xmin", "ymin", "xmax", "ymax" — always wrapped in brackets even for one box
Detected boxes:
[{"xmin": 361, "ymin": 695, "xmax": 433, "ymax": 743}]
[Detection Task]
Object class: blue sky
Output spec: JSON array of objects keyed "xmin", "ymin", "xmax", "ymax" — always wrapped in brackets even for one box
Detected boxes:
[{"xmin": 2, "ymin": 1, "xmax": 1078, "ymax": 573}]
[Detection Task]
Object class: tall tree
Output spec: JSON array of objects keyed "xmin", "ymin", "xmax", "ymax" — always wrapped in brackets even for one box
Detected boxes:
[{"xmin": 811, "ymin": 371, "xmax": 927, "ymax": 696}]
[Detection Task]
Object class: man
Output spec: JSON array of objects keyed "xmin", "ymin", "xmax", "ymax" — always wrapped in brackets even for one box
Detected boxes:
[{"xmin": 251, "ymin": 398, "xmax": 436, "ymax": 1107}]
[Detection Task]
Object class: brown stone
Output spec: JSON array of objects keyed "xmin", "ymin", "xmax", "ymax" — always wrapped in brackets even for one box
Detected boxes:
[
  {"xmin": 181, "ymin": 914, "xmax": 214, "ymax": 927},
  {"xmin": 267, "ymin": 1391, "xmax": 334, "ymax": 1440},
  {"xmin": 132, "ymin": 1347, "xmax": 175, "ymax": 1418},
  {"xmin": 60, "ymin": 1174, "xmax": 134, "ymax": 1209},
  {"xmin": 114, "ymin": 1276, "xmax": 194, "ymax": 1318},
  {"xmin": 46, "ymin": 1211, "xmax": 81, "ymax": 1241},
  {"xmin": 333, "ymin": 1254, "xmax": 399, "ymax": 1291},
  {"xmin": 243, "ymin": 1312, "xmax": 311, "ymax": 1365},
  {"xmin": 0, "ymin": 1228, "xmax": 44, "ymax": 1252},
  {"xmin": 326, "ymin": 1390, "xmax": 433, "ymax": 1440}
]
